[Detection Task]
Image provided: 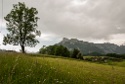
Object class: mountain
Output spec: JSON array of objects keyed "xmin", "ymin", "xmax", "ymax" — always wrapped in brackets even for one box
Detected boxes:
[{"xmin": 57, "ymin": 38, "xmax": 125, "ymax": 54}]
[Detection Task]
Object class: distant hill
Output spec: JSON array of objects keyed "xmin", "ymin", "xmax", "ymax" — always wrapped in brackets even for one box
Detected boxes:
[
  {"xmin": 0, "ymin": 49, "xmax": 17, "ymax": 53},
  {"xmin": 57, "ymin": 38, "xmax": 125, "ymax": 54}
]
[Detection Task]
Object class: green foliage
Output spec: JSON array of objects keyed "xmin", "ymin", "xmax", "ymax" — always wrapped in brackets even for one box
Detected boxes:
[
  {"xmin": 39, "ymin": 45, "xmax": 83, "ymax": 59},
  {"xmin": 39, "ymin": 45, "xmax": 70, "ymax": 57},
  {"xmin": 106, "ymin": 53, "xmax": 125, "ymax": 59},
  {"xmin": 77, "ymin": 52, "xmax": 83, "ymax": 59},
  {"xmin": 83, "ymin": 56, "xmax": 123, "ymax": 63},
  {"xmin": 87, "ymin": 52, "xmax": 103, "ymax": 56},
  {"xmin": 3, "ymin": 2, "xmax": 41, "ymax": 53},
  {"xmin": 39, "ymin": 45, "xmax": 47, "ymax": 54},
  {"xmin": 71, "ymin": 48, "xmax": 82, "ymax": 59}
]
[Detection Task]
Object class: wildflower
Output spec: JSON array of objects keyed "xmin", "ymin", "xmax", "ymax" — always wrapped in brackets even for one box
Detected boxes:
[
  {"xmin": 60, "ymin": 81, "xmax": 63, "ymax": 83},
  {"xmin": 29, "ymin": 69, "xmax": 32, "ymax": 71},
  {"xmin": 68, "ymin": 72, "xmax": 70, "ymax": 74},
  {"xmin": 56, "ymin": 81, "xmax": 59, "ymax": 83}
]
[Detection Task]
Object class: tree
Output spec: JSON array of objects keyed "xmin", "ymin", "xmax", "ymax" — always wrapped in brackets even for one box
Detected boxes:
[
  {"xmin": 71, "ymin": 48, "xmax": 81, "ymax": 58},
  {"xmin": 76, "ymin": 52, "xmax": 83, "ymax": 59},
  {"xmin": 55, "ymin": 45, "xmax": 70, "ymax": 57},
  {"xmin": 62, "ymin": 47, "xmax": 70, "ymax": 57},
  {"xmin": 39, "ymin": 45, "xmax": 70, "ymax": 57},
  {"xmin": 3, "ymin": 2, "xmax": 41, "ymax": 53},
  {"xmin": 39, "ymin": 45, "xmax": 47, "ymax": 54}
]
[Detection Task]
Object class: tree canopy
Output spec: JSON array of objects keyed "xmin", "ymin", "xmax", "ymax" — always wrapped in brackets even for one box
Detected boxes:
[
  {"xmin": 39, "ymin": 45, "xmax": 70, "ymax": 57},
  {"xmin": 71, "ymin": 48, "xmax": 82, "ymax": 59},
  {"xmin": 3, "ymin": 2, "xmax": 41, "ymax": 53}
]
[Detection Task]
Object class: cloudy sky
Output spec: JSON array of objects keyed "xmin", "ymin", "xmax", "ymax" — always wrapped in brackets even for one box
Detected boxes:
[{"xmin": 0, "ymin": 0, "xmax": 125, "ymax": 52}]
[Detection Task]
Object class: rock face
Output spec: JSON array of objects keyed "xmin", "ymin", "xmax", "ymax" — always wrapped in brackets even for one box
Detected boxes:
[{"xmin": 57, "ymin": 38, "xmax": 125, "ymax": 54}]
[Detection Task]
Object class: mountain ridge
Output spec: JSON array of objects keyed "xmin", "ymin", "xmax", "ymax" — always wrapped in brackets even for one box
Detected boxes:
[{"xmin": 57, "ymin": 38, "xmax": 125, "ymax": 54}]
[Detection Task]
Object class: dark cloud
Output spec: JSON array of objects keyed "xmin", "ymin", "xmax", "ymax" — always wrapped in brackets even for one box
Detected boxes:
[
  {"xmin": 0, "ymin": 0, "xmax": 125, "ymax": 47},
  {"xmin": 37, "ymin": 0, "xmax": 125, "ymax": 40}
]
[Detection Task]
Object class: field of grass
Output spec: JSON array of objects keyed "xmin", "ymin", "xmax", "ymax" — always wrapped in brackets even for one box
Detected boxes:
[{"xmin": 0, "ymin": 52, "xmax": 125, "ymax": 84}]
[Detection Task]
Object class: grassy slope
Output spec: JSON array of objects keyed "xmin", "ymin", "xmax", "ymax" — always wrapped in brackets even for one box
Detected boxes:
[{"xmin": 0, "ymin": 53, "xmax": 125, "ymax": 84}]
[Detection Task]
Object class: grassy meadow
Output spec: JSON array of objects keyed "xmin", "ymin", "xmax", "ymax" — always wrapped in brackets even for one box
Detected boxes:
[{"xmin": 0, "ymin": 52, "xmax": 125, "ymax": 84}]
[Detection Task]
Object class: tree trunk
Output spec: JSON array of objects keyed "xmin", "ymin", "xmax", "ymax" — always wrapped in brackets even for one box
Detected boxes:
[{"xmin": 21, "ymin": 45, "xmax": 25, "ymax": 53}]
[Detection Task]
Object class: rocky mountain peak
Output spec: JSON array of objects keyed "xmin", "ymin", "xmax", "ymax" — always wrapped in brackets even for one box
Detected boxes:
[{"xmin": 58, "ymin": 37, "xmax": 125, "ymax": 54}]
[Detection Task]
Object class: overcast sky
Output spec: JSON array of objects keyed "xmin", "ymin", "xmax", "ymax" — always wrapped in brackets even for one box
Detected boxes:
[{"xmin": 0, "ymin": 0, "xmax": 125, "ymax": 52}]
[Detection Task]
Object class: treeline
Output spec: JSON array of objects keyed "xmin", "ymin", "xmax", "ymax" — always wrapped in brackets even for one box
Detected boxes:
[
  {"xmin": 106, "ymin": 53, "xmax": 125, "ymax": 59},
  {"xmin": 39, "ymin": 45, "xmax": 82, "ymax": 59},
  {"xmin": 39, "ymin": 45, "xmax": 125, "ymax": 62}
]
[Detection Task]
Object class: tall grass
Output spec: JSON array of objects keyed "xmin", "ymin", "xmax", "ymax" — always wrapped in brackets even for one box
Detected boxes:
[
  {"xmin": 0, "ymin": 52, "xmax": 125, "ymax": 84},
  {"xmin": 0, "ymin": 53, "xmax": 75, "ymax": 84}
]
